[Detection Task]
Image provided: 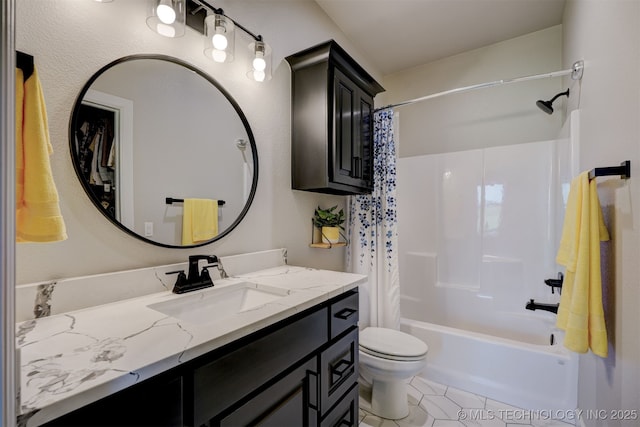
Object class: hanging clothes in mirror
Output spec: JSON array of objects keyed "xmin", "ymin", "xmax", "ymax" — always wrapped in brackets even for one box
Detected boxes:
[
  {"xmin": 15, "ymin": 50, "xmax": 67, "ymax": 242},
  {"xmin": 74, "ymin": 105, "xmax": 116, "ymax": 219}
]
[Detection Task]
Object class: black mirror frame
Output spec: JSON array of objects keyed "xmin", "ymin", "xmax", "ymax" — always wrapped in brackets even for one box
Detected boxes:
[{"xmin": 69, "ymin": 54, "xmax": 259, "ymax": 249}]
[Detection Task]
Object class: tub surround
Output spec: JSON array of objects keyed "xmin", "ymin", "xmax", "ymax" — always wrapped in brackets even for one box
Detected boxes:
[{"xmin": 16, "ymin": 249, "xmax": 365, "ymax": 426}]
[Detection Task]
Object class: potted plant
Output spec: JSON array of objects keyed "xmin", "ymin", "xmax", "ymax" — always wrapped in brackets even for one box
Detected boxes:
[{"xmin": 313, "ymin": 205, "xmax": 345, "ymax": 244}]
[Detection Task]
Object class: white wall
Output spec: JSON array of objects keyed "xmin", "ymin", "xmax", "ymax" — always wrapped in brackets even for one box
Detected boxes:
[
  {"xmin": 381, "ymin": 25, "xmax": 563, "ymax": 157},
  {"xmin": 563, "ymin": 1, "xmax": 640, "ymax": 425},
  {"xmin": 15, "ymin": 0, "xmax": 382, "ymax": 283}
]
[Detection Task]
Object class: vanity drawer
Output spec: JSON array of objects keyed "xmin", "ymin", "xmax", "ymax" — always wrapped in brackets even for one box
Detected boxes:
[
  {"xmin": 330, "ymin": 290, "xmax": 359, "ymax": 339},
  {"xmin": 320, "ymin": 383, "xmax": 359, "ymax": 427},
  {"xmin": 193, "ymin": 307, "xmax": 328, "ymax": 426},
  {"xmin": 319, "ymin": 327, "xmax": 358, "ymax": 416}
]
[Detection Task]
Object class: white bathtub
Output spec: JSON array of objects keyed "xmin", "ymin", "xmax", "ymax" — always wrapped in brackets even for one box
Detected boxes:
[{"xmin": 400, "ymin": 317, "xmax": 578, "ymax": 412}]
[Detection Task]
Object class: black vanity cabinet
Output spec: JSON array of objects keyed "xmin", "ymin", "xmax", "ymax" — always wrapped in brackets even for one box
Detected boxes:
[
  {"xmin": 286, "ymin": 40, "xmax": 384, "ymax": 195},
  {"xmin": 41, "ymin": 289, "xmax": 359, "ymax": 427},
  {"xmin": 40, "ymin": 370, "xmax": 185, "ymax": 427}
]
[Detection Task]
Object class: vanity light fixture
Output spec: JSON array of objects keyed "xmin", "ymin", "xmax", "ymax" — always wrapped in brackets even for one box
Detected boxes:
[
  {"xmin": 135, "ymin": 0, "xmax": 272, "ymax": 80},
  {"xmin": 146, "ymin": 0, "xmax": 186, "ymax": 38},
  {"xmin": 248, "ymin": 40, "xmax": 272, "ymax": 82},
  {"xmin": 183, "ymin": 0, "xmax": 272, "ymax": 82},
  {"xmin": 204, "ymin": 13, "xmax": 235, "ymax": 63}
]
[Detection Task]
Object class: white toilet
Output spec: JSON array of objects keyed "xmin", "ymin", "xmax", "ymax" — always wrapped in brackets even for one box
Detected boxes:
[{"xmin": 359, "ymin": 327, "xmax": 428, "ymax": 420}]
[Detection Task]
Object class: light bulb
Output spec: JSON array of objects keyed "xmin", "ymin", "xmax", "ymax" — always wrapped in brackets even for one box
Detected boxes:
[
  {"xmin": 253, "ymin": 70, "xmax": 266, "ymax": 82},
  {"xmin": 247, "ymin": 41, "xmax": 270, "ymax": 81},
  {"xmin": 212, "ymin": 33, "xmax": 228, "ymax": 50},
  {"xmin": 157, "ymin": 1, "xmax": 176, "ymax": 24},
  {"xmin": 253, "ymin": 55, "xmax": 266, "ymax": 72},
  {"xmin": 212, "ymin": 49, "xmax": 227, "ymax": 63}
]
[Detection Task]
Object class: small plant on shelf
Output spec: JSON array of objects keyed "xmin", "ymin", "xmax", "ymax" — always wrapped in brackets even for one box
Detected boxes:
[
  {"xmin": 313, "ymin": 205, "xmax": 345, "ymax": 245},
  {"xmin": 313, "ymin": 205, "xmax": 345, "ymax": 229}
]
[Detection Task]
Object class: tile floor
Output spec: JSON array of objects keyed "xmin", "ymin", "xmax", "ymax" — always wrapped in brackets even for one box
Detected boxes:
[{"xmin": 358, "ymin": 376, "xmax": 576, "ymax": 427}]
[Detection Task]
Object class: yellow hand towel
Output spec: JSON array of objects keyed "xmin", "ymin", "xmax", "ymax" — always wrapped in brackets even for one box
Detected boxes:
[
  {"xmin": 16, "ymin": 67, "xmax": 67, "ymax": 242},
  {"xmin": 555, "ymin": 172, "xmax": 609, "ymax": 357},
  {"xmin": 182, "ymin": 199, "xmax": 218, "ymax": 245}
]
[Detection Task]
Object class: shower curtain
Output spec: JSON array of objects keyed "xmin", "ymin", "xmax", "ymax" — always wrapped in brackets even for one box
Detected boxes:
[{"xmin": 346, "ymin": 108, "xmax": 400, "ymax": 329}]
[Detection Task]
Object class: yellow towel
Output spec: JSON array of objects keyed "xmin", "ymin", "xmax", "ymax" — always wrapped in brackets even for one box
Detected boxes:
[
  {"xmin": 16, "ymin": 67, "xmax": 67, "ymax": 242},
  {"xmin": 182, "ymin": 199, "xmax": 218, "ymax": 245},
  {"xmin": 555, "ymin": 171, "xmax": 609, "ymax": 357}
]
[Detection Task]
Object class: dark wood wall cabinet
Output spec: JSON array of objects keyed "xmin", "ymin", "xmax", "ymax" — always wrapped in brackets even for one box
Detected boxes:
[
  {"xmin": 42, "ymin": 289, "xmax": 360, "ymax": 427},
  {"xmin": 286, "ymin": 40, "xmax": 384, "ymax": 195}
]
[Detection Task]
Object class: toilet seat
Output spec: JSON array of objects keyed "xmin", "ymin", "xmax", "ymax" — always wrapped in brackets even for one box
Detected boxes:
[{"xmin": 359, "ymin": 327, "xmax": 428, "ymax": 361}]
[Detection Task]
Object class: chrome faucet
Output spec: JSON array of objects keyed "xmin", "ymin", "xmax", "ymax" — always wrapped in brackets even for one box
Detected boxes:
[{"xmin": 166, "ymin": 255, "xmax": 220, "ymax": 294}]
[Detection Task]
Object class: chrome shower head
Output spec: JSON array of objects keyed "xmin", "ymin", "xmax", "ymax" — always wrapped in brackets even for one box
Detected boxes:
[{"xmin": 536, "ymin": 88, "xmax": 570, "ymax": 115}]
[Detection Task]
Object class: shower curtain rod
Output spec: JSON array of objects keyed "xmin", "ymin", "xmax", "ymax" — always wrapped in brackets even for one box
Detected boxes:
[{"xmin": 375, "ymin": 60, "xmax": 584, "ymax": 112}]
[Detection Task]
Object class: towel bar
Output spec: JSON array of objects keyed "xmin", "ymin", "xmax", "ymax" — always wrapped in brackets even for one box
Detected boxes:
[
  {"xmin": 166, "ymin": 197, "xmax": 225, "ymax": 206},
  {"xmin": 588, "ymin": 160, "xmax": 630, "ymax": 180}
]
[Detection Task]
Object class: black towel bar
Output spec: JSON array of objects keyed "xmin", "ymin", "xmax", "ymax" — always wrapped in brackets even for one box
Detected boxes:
[
  {"xmin": 166, "ymin": 197, "xmax": 225, "ymax": 206},
  {"xmin": 588, "ymin": 160, "xmax": 630, "ymax": 180},
  {"xmin": 16, "ymin": 50, "xmax": 34, "ymax": 79}
]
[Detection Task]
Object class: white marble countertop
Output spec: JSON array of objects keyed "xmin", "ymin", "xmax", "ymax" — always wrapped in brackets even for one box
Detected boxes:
[{"xmin": 17, "ymin": 265, "xmax": 366, "ymax": 426}]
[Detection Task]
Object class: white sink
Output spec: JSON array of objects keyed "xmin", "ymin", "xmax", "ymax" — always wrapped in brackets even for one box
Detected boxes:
[{"xmin": 147, "ymin": 282, "xmax": 290, "ymax": 324}]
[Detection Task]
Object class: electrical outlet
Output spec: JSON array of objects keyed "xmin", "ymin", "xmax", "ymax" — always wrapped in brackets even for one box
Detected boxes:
[{"xmin": 144, "ymin": 222, "xmax": 153, "ymax": 237}]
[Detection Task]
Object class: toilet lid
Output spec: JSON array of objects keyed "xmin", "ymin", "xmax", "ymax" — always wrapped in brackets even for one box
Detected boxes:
[{"xmin": 360, "ymin": 327, "xmax": 428, "ymax": 360}]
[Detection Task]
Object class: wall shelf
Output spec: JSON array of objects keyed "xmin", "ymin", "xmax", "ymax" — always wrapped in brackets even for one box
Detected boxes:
[
  {"xmin": 309, "ymin": 220, "xmax": 347, "ymax": 249},
  {"xmin": 309, "ymin": 242, "xmax": 347, "ymax": 249}
]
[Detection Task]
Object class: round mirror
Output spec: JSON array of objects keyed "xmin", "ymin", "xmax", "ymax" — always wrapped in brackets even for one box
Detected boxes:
[{"xmin": 70, "ymin": 55, "xmax": 258, "ymax": 248}]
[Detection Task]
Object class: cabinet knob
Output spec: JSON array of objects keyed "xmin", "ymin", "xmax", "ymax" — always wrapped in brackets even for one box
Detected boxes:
[
  {"xmin": 331, "ymin": 359, "xmax": 354, "ymax": 384},
  {"xmin": 334, "ymin": 308, "xmax": 357, "ymax": 320}
]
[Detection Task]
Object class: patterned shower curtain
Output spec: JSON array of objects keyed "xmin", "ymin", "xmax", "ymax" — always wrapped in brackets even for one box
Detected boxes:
[{"xmin": 346, "ymin": 108, "xmax": 400, "ymax": 329}]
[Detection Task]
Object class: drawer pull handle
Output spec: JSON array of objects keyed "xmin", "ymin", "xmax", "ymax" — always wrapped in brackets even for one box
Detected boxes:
[
  {"xmin": 334, "ymin": 308, "xmax": 357, "ymax": 320},
  {"xmin": 306, "ymin": 370, "xmax": 318, "ymax": 410},
  {"xmin": 331, "ymin": 359, "xmax": 353, "ymax": 383}
]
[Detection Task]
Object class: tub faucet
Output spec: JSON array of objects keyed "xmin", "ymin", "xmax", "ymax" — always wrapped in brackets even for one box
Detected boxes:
[
  {"xmin": 166, "ymin": 255, "xmax": 220, "ymax": 294},
  {"xmin": 526, "ymin": 299, "xmax": 559, "ymax": 314}
]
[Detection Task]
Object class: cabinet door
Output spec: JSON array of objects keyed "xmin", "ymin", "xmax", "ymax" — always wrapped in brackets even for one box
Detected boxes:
[
  {"xmin": 333, "ymin": 68, "xmax": 373, "ymax": 191},
  {"xmin": 217, "ymin": 358, "xmax": 318, "ymax": 427},
  {"xmin": 193, "ymin": 308, "xmax": 328, "ymax": 425},
  {"xmin": 358, "ymin": 92, "xmax": 374, "ymax": 188}
]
